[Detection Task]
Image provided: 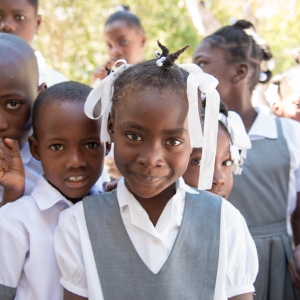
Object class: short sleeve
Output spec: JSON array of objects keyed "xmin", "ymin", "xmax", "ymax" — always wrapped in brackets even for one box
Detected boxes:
[
  {"xmin": 223, "ymin": 202, "xmax": 258, "ymax": 298},
  {"xmin": 54, "ymin": 207, "xmax": 88, "ymax": 298},
  {"xmin": 0, "ymin": 207, "xmax": 29, "ymax": 288}
]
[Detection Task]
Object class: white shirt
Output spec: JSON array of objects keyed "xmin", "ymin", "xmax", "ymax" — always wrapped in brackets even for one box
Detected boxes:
[
  {"xmin": 0, "ymin": 176, "xmax": 73, "ymax": 300},
  {"xmin": 0, "ymin": 143, "xmax": 43, "ymax": 203},
  {"xmin": 249, "ymin": 109, "xmax": 300, "ymax": 215},
  {"xmin": 36, "ymin": 51, "xmax": 68, "ymax": 87},
  {"xmin": 55, "ymin": 177, "xmax": 258, "ymax": 299}
]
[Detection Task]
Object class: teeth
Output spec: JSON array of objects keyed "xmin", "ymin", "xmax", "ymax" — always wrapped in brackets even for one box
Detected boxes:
[{"xmin": 68, "ymin": 176, "xmax": 86, "ymax": 182}]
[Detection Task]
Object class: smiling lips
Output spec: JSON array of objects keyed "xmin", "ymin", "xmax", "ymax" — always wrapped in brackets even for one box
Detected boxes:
[
  {"xmin": 132, "ymin": 172, "xmax": 167, "ymax": 184},
  {"xmin": 64, "ymin": 174, "xmax": 89, "ymax": 189}
]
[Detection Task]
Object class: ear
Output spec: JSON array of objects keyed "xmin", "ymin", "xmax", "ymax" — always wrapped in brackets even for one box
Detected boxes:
[
  {"xmin": 105, "ymin": 142, "xmax": 111, "ymax": 156},
  {"xmin": 38, "ymin": 82, "xmax": 47, "ymax": 95},
  {"xmin": 232, "ymin": 63, "xmax": 248, "ymax": 83},
  {"xmin": 272, "ymin": 101, "xmax": 283, "ymax": 117},
  {"xmin": 28, "ymin": 136, "xmax": 41, "ymax": 161},
  {"xmin": 36, "ymin": 14, "xmax": 42, "ymax": 33},
  {"xmin": 107, "ymin": 114, "xmax": 115, "ymax": 143},
  {"xmin": 140, "ymin": 34, "xmax": 147, "ymax": 49}
]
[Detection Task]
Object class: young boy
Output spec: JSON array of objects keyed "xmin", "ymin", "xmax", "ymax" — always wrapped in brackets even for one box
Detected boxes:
[
  {"xmin": 0, "ymin": 0, "xmax": 67, "ymax": 86},
  {"xmin": 0, "ymin": 81, "xmax": 108, "ymax": 300},
  {"xmin": 0, "ymin": 32, "xmax": 45, "ymax": 205}
]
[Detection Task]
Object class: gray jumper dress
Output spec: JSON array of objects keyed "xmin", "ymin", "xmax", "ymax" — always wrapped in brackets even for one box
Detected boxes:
[
  {"xmin": 83, "ymin": 189, "xmax": 222, "ymax": 300},
  {"xmin": 229, "ymin": 118, "xmax": 299, "ymax": 300}
]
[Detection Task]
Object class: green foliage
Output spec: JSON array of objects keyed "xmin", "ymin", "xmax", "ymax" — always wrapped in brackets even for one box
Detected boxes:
[
  {"xmin": 35, "ymin": 0, "xmax": 300, "ymax": 85},
  {"xmin": 35, "ymin": 0, "xmax": 199, "ymax": 85}
]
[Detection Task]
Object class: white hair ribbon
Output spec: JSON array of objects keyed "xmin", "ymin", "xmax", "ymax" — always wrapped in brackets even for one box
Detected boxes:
[
  {"xmin": 178, "ymin": 63, "xmax": 220, "ymax": 190},
  {"xmin": 219, "ymin": 111, "xmax": 251, "ymax": 175},
  {"xmin": 84, "ymin": 59, "xmax": 130, "ymax": 142}
]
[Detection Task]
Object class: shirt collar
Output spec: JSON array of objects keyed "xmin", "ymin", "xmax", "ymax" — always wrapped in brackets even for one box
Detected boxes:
[
  {"xmin": 32, "ymin": 176, "xmax": 73, "ymax": 211},
  {"xmin": 248, "ymin": 107, "xmax": 278, "ymax": 139},
  {"xmin": 20, "ymin": 142, "xmax": 32, "ymax": 165}
]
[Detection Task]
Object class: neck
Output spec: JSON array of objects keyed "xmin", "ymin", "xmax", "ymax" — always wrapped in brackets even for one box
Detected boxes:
[
  {"xmin": 127, "ymin": 182, "xmax": 177, "ymax": 227},
  {"xmin": 223, "ymin": 88, "xmax": 257, "ymax": 132}
]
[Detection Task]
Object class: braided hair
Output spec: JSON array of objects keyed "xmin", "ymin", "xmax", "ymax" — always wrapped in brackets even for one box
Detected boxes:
[
  {"xmin": 203, "ymin": 20, "xmax": 272, "ymax": 92},
  {"xmin": 111, "ymin": 42, "xmax": 191, "ymax": 117}
]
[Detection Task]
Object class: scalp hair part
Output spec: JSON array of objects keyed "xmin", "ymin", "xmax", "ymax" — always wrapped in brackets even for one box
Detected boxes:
[
  {"xmin": 111, "ymin": 42, "xmax": 191, "ymax": 118},
  {"xmin": 105, "ymin": 10, "xmax": 144, "ymax": 34},
  {"xmin": 32, "ymin": 81, "xmax": 92, "ymax": 139},
  {"xmin": 203, "ymin": 20, "xmax": 269, "ymax": 92}
]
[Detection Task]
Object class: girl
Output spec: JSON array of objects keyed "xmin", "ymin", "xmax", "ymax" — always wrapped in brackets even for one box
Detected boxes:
[
  {"xmin": 183, "ymin": 101, "xmax": 251, "ymax": 199},
  {"xmin": 193, "ymin": 20, "xmax": 300, "ymax": 299},
  {"xmin": 265, "ymin": 54, "xmax": 300, "ymax": 123},
  {"xmin": 92, "ymin": 7, "xmax": 146, "ymax": 83},
  {"xmin": 55, "ymin": 43, "xmax": 258, "ymax": 300}
]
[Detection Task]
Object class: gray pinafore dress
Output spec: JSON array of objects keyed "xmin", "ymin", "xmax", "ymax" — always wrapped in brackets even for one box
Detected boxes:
[
  {"xmin": 229, "ymin": 118, "xmax": 299, "ymax": 300},
  {"xmin": 83, "ymin": 189, "xmax": 222, "ymax": 300}
]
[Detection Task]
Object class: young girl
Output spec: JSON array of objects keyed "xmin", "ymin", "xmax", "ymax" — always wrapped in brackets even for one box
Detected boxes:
[
  {"xmin": 55, "ymin": 43, "xmax": 258, "ymax": 300},
  {"xmin": 92, "ymin": 7, "xmax": 146, "ymax": 84},
  {"xmin": 193, "ymin": 20, "xmax": 300, "ymax": 299},
  {"xmin": 183, "ymin": 101, "xmax": 251, "ymax": 199},
  {"xmin": 265, "ymin": 55, "xmax": 300, "ymax": 123}
]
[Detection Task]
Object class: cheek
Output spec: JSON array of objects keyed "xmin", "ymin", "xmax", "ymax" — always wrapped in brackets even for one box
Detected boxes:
[
  {"xmin": 182, "ymin": 165, "xmax": 199, "ymax": 188},
  {"xmin": 226, "ymin": 172, "xmax": 234, "ymax": 196}
]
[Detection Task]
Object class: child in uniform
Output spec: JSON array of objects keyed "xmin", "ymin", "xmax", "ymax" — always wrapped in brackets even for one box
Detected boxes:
[
  {"xmin": 193, "ymin": 20, "xmax": 300, "ymax": 299},
  {"xmin": 265, "ymin": 54, "xmax": 300, "ymax": 123},
  {"xmin": 183, "ymin": 101, "xmax": 251, "ymax": 198},
  {"xmin": 55, "ymin": 43, "xmax": 258, "ymax": 300},
  {"xmin": 0, "ymin": 33, "xmax": 44, "ymax": 205},
  {"xmin": 0, "ymin": 0, "xmax": 67, "ymax": 86},
  {"xmin": 0, "ymin": 81, "xmax": 109, "ymax": 300}
]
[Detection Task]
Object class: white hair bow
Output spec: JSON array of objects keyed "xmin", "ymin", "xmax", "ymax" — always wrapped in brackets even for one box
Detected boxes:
[{"xmin": 219, "ymin": 111, "xmax": 251, "ymax": 175}]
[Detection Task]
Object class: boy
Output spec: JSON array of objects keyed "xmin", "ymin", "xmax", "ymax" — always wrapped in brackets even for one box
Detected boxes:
[
  {"xmin": 0, "ymin": 81, "xmax": 108, "ymax": 299},
  {"xmin": 0, "ymin": 0, "xmax": 67, "ymax": 86},
  {"xmin": 0, "ymin": 33, "xmax": 45, "ymax": 205}
]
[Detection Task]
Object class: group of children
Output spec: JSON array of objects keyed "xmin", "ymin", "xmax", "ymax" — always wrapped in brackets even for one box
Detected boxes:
[{"xmin": 0, "ymin": 1, "xmax": 300, "ymax": 300}]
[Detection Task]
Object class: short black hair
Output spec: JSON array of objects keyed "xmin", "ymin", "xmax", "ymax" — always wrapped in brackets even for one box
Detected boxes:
[
  {"xmin": 0, "ymin": 33, "xmax": 38, "ymax": 87},
  {"xmin": 203, "ymin": 20, "xmax": 272, "ymax": 92},
  {"xmin": 27, "ymin": 0, "xmax": 38, "ymax": 12},
  {"xmin": 111, "ymin": 42, "xmax": 191, "ymax": 117},
  {"xmin": 105, "ymin": 10, "xmax": 144, "ymax": 34},
  {"xmin": 32, "ymin": 81, "xmax": 92, "ymax": 139}
]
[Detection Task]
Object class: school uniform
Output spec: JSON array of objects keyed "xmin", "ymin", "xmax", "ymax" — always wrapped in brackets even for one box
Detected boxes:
[
  {"xmin": 0, "ymin": 175, "xmax": 102, "ymax": 300},
  {"xmin": 0, "ymin": 143, "xmax": 42, "ymax": 203},
  {"xmin": 228, "ymin": 109, "xmax": 300, "ymax": 300},
  {"xmin": 35, "ymin": 51, "xmax": 68, "ymax": 87},
  {"xmin": 55, "ymin": 177, "xmax": 258, "ymax": 300}
]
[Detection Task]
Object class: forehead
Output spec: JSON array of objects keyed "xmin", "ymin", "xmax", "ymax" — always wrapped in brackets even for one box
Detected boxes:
[
  {"xmin": 115, "ymin": 88, "xmax": 189, "ymax": 130},
  {"xmin": 193, "ymin": 41, "xmax": 226, "ymax": 62},
  {"xmin": 105, "ymin": 19, "xmax": 140, "ymax": 36},
  {"xmin": 0, "ymin": 0, "xmax": 34, "ymax": 11}
]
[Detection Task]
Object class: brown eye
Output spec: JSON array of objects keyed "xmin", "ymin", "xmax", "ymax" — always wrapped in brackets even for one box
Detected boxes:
[
  {"xmin": 126, "ymin": 133, "xmax": 142, "ymax": 141},
  {"xmin": 15, "ymin": 15, "xmax": 26, "ymax": 21},
  {"xmin": 223, "ymin": 159, "xmax": 233, "ymax": 167},
  {"xmin": 165, "ymin": 139, "xmax": 182, "ymax": 146},
  {"xmin": 6, "ymin": 102, "xmax": 20, "ymax": 110},
  {"xmin": 50, "ymin": 144, "xmax": 64, "ymax": 151},
  {"xmin": 85, "ymin": 142, "xmax": 98, "ymax": 149},
  {"xmin": 192, "ymin": 158, "xmax": 201, "ymax": 165}
]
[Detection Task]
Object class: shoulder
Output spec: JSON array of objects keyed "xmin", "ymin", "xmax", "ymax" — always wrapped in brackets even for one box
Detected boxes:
[{"xmin": 58, "ymin": 200, "xmax": 84, "ymax": 226}]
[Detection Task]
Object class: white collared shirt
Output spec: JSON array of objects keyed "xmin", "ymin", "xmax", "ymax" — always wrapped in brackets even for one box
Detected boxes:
[
  {"xmin": 0, "ymin": 176, "xmax": 73, "ymax": 300},
  {"xmin": 248, "ymin": 109, "xmax": 300, "ymax": 215},
  {"xmin": 35, "ymin": 51, "xmax": 68, "ymax": 87},
  {"xmin": 55, "ymin": 177, "xmax": 258, "ymax": 299}
]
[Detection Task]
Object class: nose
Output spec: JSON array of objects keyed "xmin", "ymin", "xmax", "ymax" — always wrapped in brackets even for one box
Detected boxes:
[
  {"xmin": 137, "ymin": 143, "xmax": 164, "ymax": 169},
  {"xmin": 0, "ymin": 116, "xmax": 10, "ymax": 132},
  {"xmin": 65, "ymin": 148, "xmax": 87, "ymax": 169},
  {"xmin": 212, "ymin": 166, "xmax": 225, "ymax": 186},
  {"xmin": 0, "ymin": 17, "xmax": 16, "ymax": 33}
]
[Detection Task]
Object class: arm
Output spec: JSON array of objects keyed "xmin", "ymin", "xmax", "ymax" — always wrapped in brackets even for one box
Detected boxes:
[
  {"xmin": 291, "ymin": 192, "xmax": 300, "ymax": 246},
  {"xmin": 0, "ymin": 139, "xmax": 25, "ymax": 206},
  {"xmin": 229, "ymin": 293, "xmax": 253, "ymax": 300},
  {"xmin": 64, "ymin": 289, "xmax": 87, "ymax": 300}
]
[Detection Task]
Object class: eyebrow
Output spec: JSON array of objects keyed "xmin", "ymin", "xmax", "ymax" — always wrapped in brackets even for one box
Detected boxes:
[
  {"xmin": 193, "ymin": 55, "xmax": 209, "ymax": 60},
  {"xmin": 0, "ymin": 93, "xmax": 26, "ymax": 99},
  {"xmin": 122, "ymin": 121, "xmax": 147, "ymax": 132}
]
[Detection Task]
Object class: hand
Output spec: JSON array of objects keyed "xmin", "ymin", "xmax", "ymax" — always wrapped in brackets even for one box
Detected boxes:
[
  {"xmin": 102, "ymin": 179, "xmax": 119, "ymax": 192},
  {"xmin": 0, "ymin": 138, "xmax": 25, "ymax": 205},
  {"xmin": 92, "ymin": 60, "xmax": 115, "ymax": 83},
  {"xmin": 289, "ymin": 244, "xmax": 300, "ymax": 289}
]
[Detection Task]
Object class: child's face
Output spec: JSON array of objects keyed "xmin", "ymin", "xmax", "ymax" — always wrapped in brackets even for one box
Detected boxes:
[
  {"xmin": 0, "ymin": 57, "xmax": 38, "ymax": 149},
  {"xmin": 104, "ymin": 20, "xmax": 146, "ymax": 65},
  {"xmin": 0, "ymin": 0, "xmax": 41, "ymax": 44},
  {"xmin": 193, "ymin": 42, "xmax": 237, "ymax": 102},
  {"xmin": 183, "ymin": 125, "xmax": 233, "ymax": 199},
  {"xmin": 274, "ymin": 84, "xmax": 300, "ymax": 122},
  {"xmin": 29, "ymin": 102, "xmax": 105, "ymax": 202},
  {"xmin": 109, "ymin": 88, "xmax": 192, "ymax": 200}
]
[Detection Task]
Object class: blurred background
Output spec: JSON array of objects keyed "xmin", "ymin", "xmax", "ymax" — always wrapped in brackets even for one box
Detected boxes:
[{"xmin": 34, "ymin": 0, "xmax": 300, "ymax": 85}]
